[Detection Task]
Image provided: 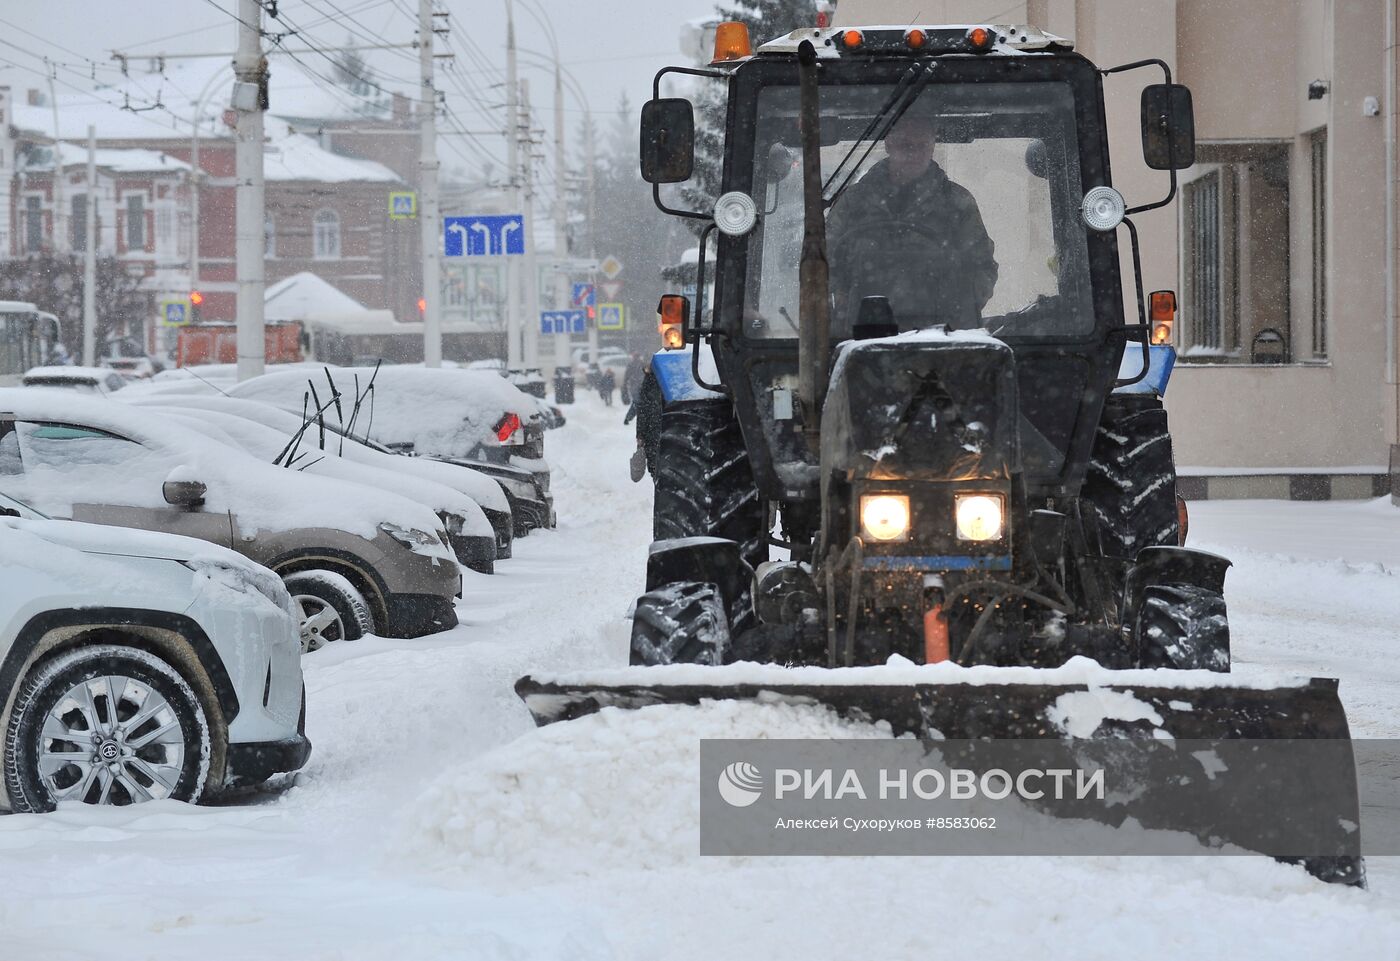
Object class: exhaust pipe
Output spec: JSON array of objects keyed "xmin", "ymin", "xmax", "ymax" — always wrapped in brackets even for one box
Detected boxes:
[{"xmin": 797, "ymin": 39, "xmax": 832, "ymax": 454}]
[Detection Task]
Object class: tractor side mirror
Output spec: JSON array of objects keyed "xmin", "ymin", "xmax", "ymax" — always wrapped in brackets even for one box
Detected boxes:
[
  {"xmin": 640, "ymin": 98, "xmax": 695, "ymax": 184},
  {"xmin": 1141, "ymin": 84, "xmax": 1196, "ymax": 170},
  {"xmin": 163, "ymin": 478, "xmax": 207, "ymax": 510}
]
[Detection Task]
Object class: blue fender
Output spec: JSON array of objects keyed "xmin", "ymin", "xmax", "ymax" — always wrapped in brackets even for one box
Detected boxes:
[
  {"xmin": 1113, "ymin": 343, "xmax": 1176, "ymax": 397},
  {"xmin": 650, "ymin": 346, "xmax": 725, "ymax": 406}
]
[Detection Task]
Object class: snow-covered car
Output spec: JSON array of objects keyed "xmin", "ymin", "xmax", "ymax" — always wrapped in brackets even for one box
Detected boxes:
[
  {"xmin": 0, "ymin": 491, "xmax": 309, "ymax": 810},
  {"xmin": 0, "ymin": 388, "xmax": 461, "ymax": 645},
  {"xmin": 133, "ymin": 400, "xmax": 502, "ymax": 573},
  {"xmin": 222, "ymin": 367, "xmax": 555, "ymax": 531},
  {"xmin": 225, "ymin": 367, "xmax": 549, "ymax": 464},
  {"xmin": 22, "ymin": 366, "xmax": 128, "ymax": 396},
  {"xmin": 123, "ymin": 394, "xmax": 517, "ymax": 561}
]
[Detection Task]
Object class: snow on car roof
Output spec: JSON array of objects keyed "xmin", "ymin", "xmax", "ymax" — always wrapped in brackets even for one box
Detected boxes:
[
  {"xmin": 0, "ymin": 387, "xmax": 449, "ymax": 541},
  {"xmin": 226, "ymin": 367, "xmax": 539, "ymax": 459}
]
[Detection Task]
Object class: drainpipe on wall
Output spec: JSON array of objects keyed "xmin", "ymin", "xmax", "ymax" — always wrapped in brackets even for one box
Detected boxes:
[{"xmin": 1387, "ymin": 0, "xmax": 1397, "ymax": 386}]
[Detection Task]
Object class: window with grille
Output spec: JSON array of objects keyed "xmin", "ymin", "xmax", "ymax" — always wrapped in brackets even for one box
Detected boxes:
[
  {"xmin": 1184, "ymin": 170, "xmax": 1228, "ymax": 353},
  {"xmin": 1310, "ymin": 129, "xmax": 1327, "ymax": 359}
]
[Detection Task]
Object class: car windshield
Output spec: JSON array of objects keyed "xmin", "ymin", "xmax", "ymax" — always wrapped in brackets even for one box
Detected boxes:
[{"xmin": 741, "ymin": 79, "xmax": 1093, "ymax": 340}]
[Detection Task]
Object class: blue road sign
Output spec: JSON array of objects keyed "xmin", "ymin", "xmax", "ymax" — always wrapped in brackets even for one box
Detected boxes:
[
  {"xmin": 571, "ymin": 282, "xmax": 596, "ymax": 308},
  {"xmin": 444, "ymin": 214, "xmax": 525, "ymax": 256},
  {"xmin": 540, "ymin": 309, "xmax": 587, "ymax": 335},
  {"xmin": 164, "ymin": 302, "xmax": 187, "ymax": 326}
]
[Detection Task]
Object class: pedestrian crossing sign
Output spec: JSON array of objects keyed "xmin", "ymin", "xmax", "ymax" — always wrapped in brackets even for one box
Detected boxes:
[
  {"xmin": 389, "ymin": 192, "xmax": 417, "ymax": 219},
  {"xmin": 597, "ymin": 302, "xmax": 625, "ymax": 331}
]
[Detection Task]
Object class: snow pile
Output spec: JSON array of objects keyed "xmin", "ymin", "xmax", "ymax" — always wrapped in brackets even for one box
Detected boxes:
[{"xmin": 399, "ymin": 699, "xmax": 891, "ymax": 878}]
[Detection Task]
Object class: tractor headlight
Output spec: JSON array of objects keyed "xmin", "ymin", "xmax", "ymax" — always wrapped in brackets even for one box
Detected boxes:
[
  {"xmin": 860, "ymin": 494, "xmax": 911, "ymax": 542},
  {"xmin": 954, "ymin": 494, "xmax": 1005, "ymax": 541}
]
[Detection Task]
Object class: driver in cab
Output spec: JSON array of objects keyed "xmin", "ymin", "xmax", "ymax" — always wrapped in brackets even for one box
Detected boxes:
[{"xmin": 827, "ymin": 112, "xmax": 998, "ymax": 332}]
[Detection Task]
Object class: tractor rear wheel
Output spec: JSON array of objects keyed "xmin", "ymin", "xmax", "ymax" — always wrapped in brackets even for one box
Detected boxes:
[
  {"xmin": 1082, "ymin": 394, "xmax": 1180, "ymax": 563},
  {"xmin": 653, "ymin": 401, "xmax": 766, "ymax": 567},
  {"xmin": 652, "ymin": 401, "xmax": 765, "ymax": 634}
]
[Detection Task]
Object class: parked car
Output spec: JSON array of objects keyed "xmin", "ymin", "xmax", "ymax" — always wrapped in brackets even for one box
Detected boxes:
[
  {"xmin": 222, "ymin": 367, "xmax": 556, "ymax": 532},
  {"xmin": 134, "ymin": 401, "xmax": 501, "ymax": 573},
  {"xmin": 131, "ymin": 366, "xmax": 556, "ymax": 535},
  {"xmin": 0, "ymin": 490, "xmax": 309, "ymax": 810},
  {"xmin": 123, "ymin": 393, "xmax": 516, "ymax": 560},
  {"xmin": 226, "ymin": 366, "xmax": 548, "ymax": 460},
  {"xmin": 0, "ymin": 389, "xmax": 461, "ymax": 646},
  {"xmin": 22, "ymin": 366, "xmax": 128, "ymax": 396}
]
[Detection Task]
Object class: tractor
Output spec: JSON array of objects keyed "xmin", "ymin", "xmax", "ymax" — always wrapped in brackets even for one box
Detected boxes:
[{"xmin": 517, "ymin": 21, "xmax": 1363, "ymax": 884}]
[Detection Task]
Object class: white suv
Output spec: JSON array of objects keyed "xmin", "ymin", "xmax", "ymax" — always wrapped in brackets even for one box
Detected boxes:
[{"xmin": 0, "ymin": 492, "xmax": 309, "ymax": 810}]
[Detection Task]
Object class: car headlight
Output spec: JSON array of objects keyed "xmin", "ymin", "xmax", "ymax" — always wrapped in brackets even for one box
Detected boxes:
[
  {"xmin": 379, "ymin": 522, "xmax": 443, "ymax": 550},
  {"xmin": 182, "ymin": 558, "xmax": 298, "ymax": 621},
  {"xmin": 440, "ymin": 512, "xmax": 466, "ymax": 536},
  {"xmin": 955, "ymin": 494, "xmax": 1005, "ymax": 541},
  {"xmin": 860, "ymin": 494, "xmax": 911, "ymax": 542}
]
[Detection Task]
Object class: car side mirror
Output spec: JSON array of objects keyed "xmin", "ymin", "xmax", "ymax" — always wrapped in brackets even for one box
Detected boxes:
[
  {"xmin": 640, "ymin": 98, "xmax": 695, "ymax": 184},
  {"xmin": 1141, "ymin": 84, "xmax": 1196, "ymax": 170},
  {"xmin": 163, "ymin": 478, "xmax": 207, "ymax": 510}
]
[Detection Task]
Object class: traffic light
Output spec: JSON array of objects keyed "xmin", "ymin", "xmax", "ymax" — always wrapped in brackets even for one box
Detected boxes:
[
  {"xmin": 189, "ymin": 290, "xmax": 204, "ymax": 323},
  {"xmin": 417, "ymin": 297, "xmax": 426, "ymax": 314}
]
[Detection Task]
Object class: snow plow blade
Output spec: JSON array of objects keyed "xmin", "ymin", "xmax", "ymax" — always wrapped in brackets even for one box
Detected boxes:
[{"xmin": 514, "ymin": 666, "xmax": 1363, "ymax": 885}]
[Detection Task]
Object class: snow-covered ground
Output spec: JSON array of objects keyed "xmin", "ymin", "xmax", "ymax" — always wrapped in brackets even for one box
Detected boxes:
[{"xmin": 2, "ymin": 396, "xmax": 1398, "ymax": 960}]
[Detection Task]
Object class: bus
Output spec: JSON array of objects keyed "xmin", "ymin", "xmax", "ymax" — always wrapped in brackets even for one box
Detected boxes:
[{"xmin": 0, "ymin": 301, "xmax": 58, "ymax": 386}]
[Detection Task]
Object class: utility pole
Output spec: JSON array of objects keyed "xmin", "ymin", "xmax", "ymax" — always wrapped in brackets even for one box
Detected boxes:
[
  {"xmin": 82, "ymin": 125, "xmax": 96, "ymax": 366},
  {"xmin": 418, "ymin": 0, "xmax": 442, "ymax": 367},
  {"xmin": 551, "ymin": 63, "xmax": 571, "ymax": 392},
  {"xmin": 504, "ymin": 0, "xmax": 522, "ymax": 371},
  {"xmin": 233, "ymin": 0, "xmax": 266, "ymax": 381},
  {"xmin": 47, "ymin": 72, "xmax": 65, "ymax": 254},
  {"xmin": 520, "ymin": 77, "xmax": 540, "ymax": 371},
  {"xmin": 585, "ymin": 113, "xmax": 599, "ymax": 366}
]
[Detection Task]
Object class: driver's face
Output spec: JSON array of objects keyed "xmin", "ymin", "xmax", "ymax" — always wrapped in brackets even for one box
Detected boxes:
[{"xmin": 884, "ymin": 120, "xmax": 936, "ymax": 182}]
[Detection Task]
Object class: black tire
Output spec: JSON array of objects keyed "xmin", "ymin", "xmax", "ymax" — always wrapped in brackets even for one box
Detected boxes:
[
  {"xmin": 1082, "ymin": 394, "xmax": 1180, "ymax": 563},
  {"xmin": 1136, "ymin": 583, "xmax": 1231, "ymax": 672},
  {"xmin": 4, "ymin": 644, "xmax": 211, "ymax": 812},
  {"xmin": 630, "ymin": 582, "xmax": 730, "ymax": 666},
  {"xmin": 283, "ymin": 570, "xmax": 375, "ymax": 651},
  {"xmin": 653, "ymin": 401, "xmax": 766, "ymax": 572}
]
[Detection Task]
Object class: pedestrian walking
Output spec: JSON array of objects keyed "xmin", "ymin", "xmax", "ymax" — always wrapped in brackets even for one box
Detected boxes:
[{"xmin": 599, "ymin": 368, "xmax": 616, "ymax": 406}]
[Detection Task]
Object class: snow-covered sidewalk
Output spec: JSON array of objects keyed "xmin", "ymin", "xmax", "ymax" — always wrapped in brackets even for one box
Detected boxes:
[{"xmin": 2, "ymin": 396, "xmax": 1397, "ymax": 960}]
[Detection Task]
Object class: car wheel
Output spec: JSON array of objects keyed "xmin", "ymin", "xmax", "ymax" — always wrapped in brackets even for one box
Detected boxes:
[
  {"xmin": 4, "ymin": 644, "xmax": 211, "ymax": 812},
  {"xmin": 284, "ymin": 570, "xmax": 375, "ymax": 652}
]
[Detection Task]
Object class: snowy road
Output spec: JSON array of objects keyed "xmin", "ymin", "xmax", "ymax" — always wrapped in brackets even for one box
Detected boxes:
[{"xmin": 3, "ymin": 397, "xmax": 1398, "ymax": 960}]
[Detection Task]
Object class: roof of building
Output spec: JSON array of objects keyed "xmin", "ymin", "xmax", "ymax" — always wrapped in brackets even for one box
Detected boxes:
[
  {"xmin": 264, "ymin": 271, "xmax": 368, "ymax": 321},
  {"xmin": 8, "ymin": 51, "xmax": 408, "ymax": 146},
  {"xmin": 35, "ymin": 142, "xmax": 192, "ymax": 174},
  {"xmin": 262, "ymin": 129, "xmax": 401, "ymax": 183}
]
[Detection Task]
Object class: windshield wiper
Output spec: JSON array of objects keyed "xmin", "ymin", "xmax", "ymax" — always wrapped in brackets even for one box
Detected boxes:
[{"xmin": 825, "ymin": 61, "xmax": 938, "ymax": 215}]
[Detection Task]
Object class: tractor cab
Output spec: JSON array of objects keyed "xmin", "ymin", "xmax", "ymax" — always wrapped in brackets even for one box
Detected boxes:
[{"xmin": 642, "ymin": 24, "xmax": 1192, "ymax": 507}]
